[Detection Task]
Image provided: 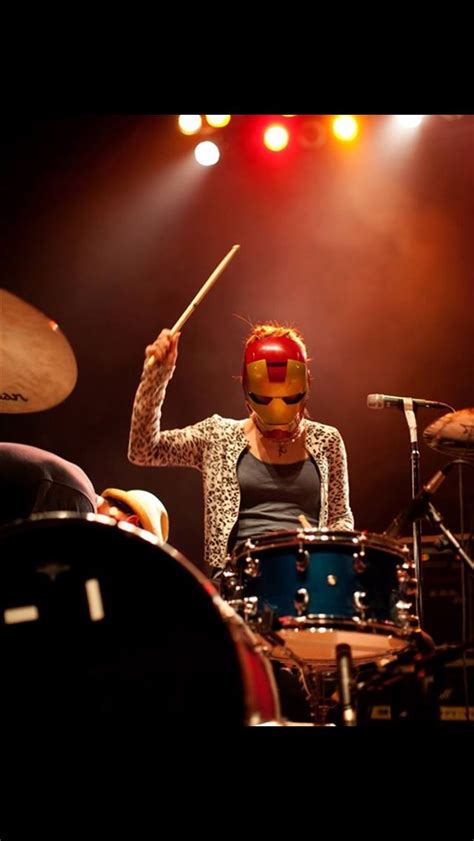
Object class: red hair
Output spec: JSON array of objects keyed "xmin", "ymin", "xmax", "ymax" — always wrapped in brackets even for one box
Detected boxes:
[{"xmin": 244, "ymin": 321, "xmax": 307, "ymax": 356}]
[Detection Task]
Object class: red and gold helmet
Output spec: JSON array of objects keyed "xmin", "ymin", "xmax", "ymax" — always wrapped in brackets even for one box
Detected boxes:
[{"xmin": 243, "ymin": 333, "xmax": 309, "ymax": 438}]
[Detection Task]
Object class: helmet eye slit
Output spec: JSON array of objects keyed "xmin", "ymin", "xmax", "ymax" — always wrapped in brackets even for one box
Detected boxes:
[
  {"xmin": 248, "ymin": 392, "xmax": 306, "ymax": 406},
  {"xmin": 282, "ymin": 392, "xmax": 306, "ymax": 405},
  {"xmin": 248, "ymin": 392, "xmax": 273, "ymax": 405}
]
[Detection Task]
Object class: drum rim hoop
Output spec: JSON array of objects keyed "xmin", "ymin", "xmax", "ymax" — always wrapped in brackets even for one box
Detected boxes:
[
  {"xmin": 232, "ymin": 529, "xmax": 408, "ymax": 563},
  {"xmin": 276, "ymin": 614, "xmax": 415, "ymax": 639}
]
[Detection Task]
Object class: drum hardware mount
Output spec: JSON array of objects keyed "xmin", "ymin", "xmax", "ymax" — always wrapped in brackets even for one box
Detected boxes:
[
  {"xmin": 244, "ymin": 556, "xmax": 260, "ymax": 578},
  {"xmin": 298, "ymin": 663, "xmax": 343, "ymax": 725},
  {"xmin": 294, "ymin": 588, "xmax": 310, "ymax": 615},
  {"xmin": 256, "ymin": 629, "xmax": 337, "ymax": 725},
  {"xmin": 243, "ymin": 596, "xmax": 259, "ymax": 620},
  {"xmin": 221, "ymin": 567, "xmax": 239, "ymax": 593},
  {"xmin": 397, "ymin": 566, "xmax": 418, "ymax": 595},
  {"xmin": 228, "ymin": 599, "xmax": 274, "ymax": 633},
  {"xmin": 353, "ymin": 591, "xmax": 369, "ymax": 619},
  {"xmin": 225, "ymin": 595, "xmax": 258, "ymax": 619},
  {"xmin": 353, "ymin": 555, "xmax": 368, "ymax": 574},
  {"xmin": 296, "ymin": 546, "xmax": 310, "ymax": 574},
  {"xmin": 395, "ymin": 600, "xmax": 420, "ymax": 629},
  {"xmin": 296, "ymin": 526, "xmax": 318, "ymax": 542},
  {"xmin": 243, "ymin": 538, "xmax": 260, "ymax": 578},
  {"xmin": 255, "ymin": 623, "xmax": 358, "ymax": 726}
]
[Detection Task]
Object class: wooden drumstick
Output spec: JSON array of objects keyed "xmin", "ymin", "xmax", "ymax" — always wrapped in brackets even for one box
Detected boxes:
[{"xmin": 146, "ymin": 244, "xmax": 240, "ymax": 369}]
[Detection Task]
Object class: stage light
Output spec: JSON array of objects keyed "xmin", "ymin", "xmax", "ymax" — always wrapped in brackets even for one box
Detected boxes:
[
  {"xmin": 332, "ymin": 115, "xmax": 359, "ymax": 142},
  {"xmin": 395, "ymin": 115, "xmax": 424, "ymax": 128},
  {"xmin": 178, "ymin": 115, "xmax": 203, "ymax": 135},
  {"xmin": 205, "ymin": 115, "xmax": 231, "ymax": 128},
  {"xmin": 263, "ymin": 124, "xmax": 290, "ymax": 152},
  {"xmin": 194, "ymin": 141, "xmax": 220, "ymax": 166}
]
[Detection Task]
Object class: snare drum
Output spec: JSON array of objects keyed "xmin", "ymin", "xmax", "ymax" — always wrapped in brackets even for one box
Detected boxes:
[
  {"xmin": 229, "ymin": 529, "xmax": 415, "ymax": 665},
  {"xmin": 0, "ymin": 513, "xmax": 280, "ymax": 729}
]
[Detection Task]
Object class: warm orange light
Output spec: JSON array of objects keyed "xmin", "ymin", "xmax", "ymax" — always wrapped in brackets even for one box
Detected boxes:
[
  {"xmin": 205, "ymin": 115, "xmax": 231, "ymax": 128},
  {"xmin": 332, "ymin": 115, "xmax": 359, "ymax": 142},
  {"xmin": 178, "ymin": 115, "xmax": 202, "ymax": 135},
  {"xmin": 263, "ymin": 124, "xmax": 289, "ymax": 152}
]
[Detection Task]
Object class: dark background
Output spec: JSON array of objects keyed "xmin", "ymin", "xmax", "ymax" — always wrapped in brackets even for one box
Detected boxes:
[{"xmin": 1, "ymin": 114, "xmax": 473, "ymax": 572}]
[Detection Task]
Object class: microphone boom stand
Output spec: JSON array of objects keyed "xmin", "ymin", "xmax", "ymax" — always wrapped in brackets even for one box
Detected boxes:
[
  {"xmin": 403, "ymin": 398, "xmax": 424, "ymax": 627},
  {"xmin": 427, "ymin": 502, "xmax": 474, "ymax": 572}
]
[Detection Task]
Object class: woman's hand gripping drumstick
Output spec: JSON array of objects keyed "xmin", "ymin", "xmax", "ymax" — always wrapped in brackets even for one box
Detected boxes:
[
  {"xmin": 144, "ymin": 328, "xmax": 181, "ymax": 370},
  {"xmin": 145, "ymin": 244, "xmax": 240, "ymax": 370}
]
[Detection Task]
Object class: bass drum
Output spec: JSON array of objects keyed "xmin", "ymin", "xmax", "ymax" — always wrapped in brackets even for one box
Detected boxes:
[{"xmin": 0, "ymin": 514, "xmax": 280, "ymax": 730}]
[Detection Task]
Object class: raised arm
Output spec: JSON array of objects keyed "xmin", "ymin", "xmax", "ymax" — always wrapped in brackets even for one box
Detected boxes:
[{"xmin": 128, "ymin": 329, "xmax": 211, "ymax": 470}]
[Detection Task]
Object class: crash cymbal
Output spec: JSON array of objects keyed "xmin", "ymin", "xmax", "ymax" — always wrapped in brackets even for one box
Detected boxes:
[
  {"xmin": 0, "ymin": 289, "xmax": 77, "ymax": 413},
  {"xmin": 423, "ymin": 408, "xmax": 474, "ymax": 458}
]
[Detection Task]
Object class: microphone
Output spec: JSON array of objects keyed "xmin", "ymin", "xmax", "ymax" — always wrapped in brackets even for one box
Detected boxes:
[
  {"xmin": 336, "ymin": 643, "xmax": 356, "ymax": 726},
  {"xmin": 384, "ymin": 462, "xmax": 455, "ymax": 539},
  {"xmin": 367, "ymin": 394, "xmax": 454, "ymax": 412}
]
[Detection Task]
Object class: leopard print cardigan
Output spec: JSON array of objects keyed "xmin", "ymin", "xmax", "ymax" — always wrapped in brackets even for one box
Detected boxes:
[{"xmin": 128, "ymin": 360, "xmax": 354, "ymax": 570}]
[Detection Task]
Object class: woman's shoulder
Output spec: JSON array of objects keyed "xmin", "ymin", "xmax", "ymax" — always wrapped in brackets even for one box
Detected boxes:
[
  {"xmin": 208, "ymin": 414, "xmax": 247, "ymax": 432},
  {"xmin": 305, "ymin": 418, "xmax": 341, "ymax": 435},
  {"xmin": 198, "ymin": 414, "xmax": 246, "ymax": 434},
  {"xmin": 304, "ymin": 418, "xmax": 344, "ymax": 441}
]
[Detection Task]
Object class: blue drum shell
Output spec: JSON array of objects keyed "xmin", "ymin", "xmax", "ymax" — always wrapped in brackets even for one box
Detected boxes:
[{"xmin": 240, "ymin": 536, "xmax": 402, "ymax": 624}]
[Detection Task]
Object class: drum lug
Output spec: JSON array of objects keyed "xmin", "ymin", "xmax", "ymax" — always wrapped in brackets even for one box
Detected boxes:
[
  {"xmin": 222, "ymin": 570, "xmax": 242, "ymax": 600},
  {"xmin": 223, "ymin": 568, "xmax": 238, "ymax": 586},
  {"xmin": 244, "ymin": 556, "xmax": 260, "ymax": 578},
  {"xmin": 243, "ymin": 596, "xmax": 259, "ymax": 619},
  {"xmin": 405, "ymin": 579, "xmax": 418, "ymax": 596},
  {"xmin": 353, "ymin": 590, "xmax": 369, "ymax": 618},
  {"xmin": 406, "ymin": 614, "xmax": 420, "ymax": 628},
  {"xmin": 296, "ymin": 547, "xmax": 310, "ymax": 574},
  {"xmin": 397, "ymin": 568, "xmax": 418, "ymax": 596},
  {"xmin": 294, "ymin": 588, "xmax": 309, "ymax": 615},
  {"xmin": 353, "ymin": 554, "xmax": 368, "ymax": 574},
  {"xmin": 226, "ymin": 599, "xmax": 245, "ymax": 616},
  {"xmin": 357, "ymin": 534, "xmax": 367, "ymax": 557},
  {"xmin": 395, "ymin": 600, "xmax": 418, "ymax": 628}
]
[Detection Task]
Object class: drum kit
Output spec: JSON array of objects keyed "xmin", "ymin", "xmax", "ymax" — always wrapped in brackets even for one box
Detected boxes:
[{"xmin": 1, "ymin": 288, "xmax": 473, "ymax": 727}]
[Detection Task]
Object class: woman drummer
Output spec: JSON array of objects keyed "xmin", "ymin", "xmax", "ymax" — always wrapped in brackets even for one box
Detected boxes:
[{"xmin": 127, "ymin": 322, "xmax": 354, "ymax": 571}]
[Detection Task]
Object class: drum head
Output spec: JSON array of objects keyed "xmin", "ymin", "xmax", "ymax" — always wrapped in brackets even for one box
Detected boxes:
[
  {"xmin": 272, "ymin": 621, "xmax": 410, "ymax": 665},
  {"xmin": 0, "ymin": 514, "xmax": 249, "ymax": 730}
]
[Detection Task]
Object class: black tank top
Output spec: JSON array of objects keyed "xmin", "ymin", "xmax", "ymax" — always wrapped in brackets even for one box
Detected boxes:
[{"xmin": 230, "ymin": 449, "xmax": 321, "ymax": 549}]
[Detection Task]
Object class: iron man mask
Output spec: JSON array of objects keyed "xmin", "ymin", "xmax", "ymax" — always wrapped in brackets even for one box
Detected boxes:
[{"xmin": 243, "ymin": 336, "xmax": 309, "ymax": 438}]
